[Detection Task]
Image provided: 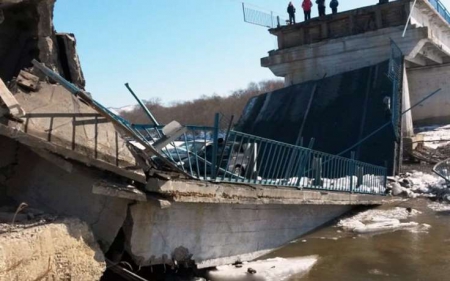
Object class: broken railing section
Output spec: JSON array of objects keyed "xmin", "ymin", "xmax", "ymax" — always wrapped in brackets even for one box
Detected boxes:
[
  {"xmin": 433, "ymin": 159, "xmax": 450, "ymax": 184},
  {"xmin": 31, "ymin": 60, "xmax": 387, "ymax": 195},
  {"xmin": 31, "ymin": 60, "xmax": 192, "ymax": 178}
]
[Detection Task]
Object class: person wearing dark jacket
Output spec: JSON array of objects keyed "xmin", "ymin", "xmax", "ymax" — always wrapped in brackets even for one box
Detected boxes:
[
  {"xmin": 330, "ymin": 0, "xmax": 338, "ymax": 14},
  {"xmin": 316, "ymin": 0, "xmax": 326, "ymax": 17},
  {"xmin": 302, "ymin": 0, "xmax": 313, "ymax": 21},
  {"xmin": 287, "ymin": 2, "xmax": 296, "ymax": 24}
]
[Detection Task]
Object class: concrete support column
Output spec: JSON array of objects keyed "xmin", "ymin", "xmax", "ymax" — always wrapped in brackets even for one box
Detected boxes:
[{"xmin": 402, "ymin": 64, "xmax": 414, "ymax": 137}]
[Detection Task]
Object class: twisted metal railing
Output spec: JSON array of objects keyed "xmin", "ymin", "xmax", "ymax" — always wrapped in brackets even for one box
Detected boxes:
[
  {"xmin": 134, "ymin": 122, "xmax": 387, "ymax": 195},
  {"xmin": 433, "ymin": 159, "xmax": 450, "ymax": 184}
]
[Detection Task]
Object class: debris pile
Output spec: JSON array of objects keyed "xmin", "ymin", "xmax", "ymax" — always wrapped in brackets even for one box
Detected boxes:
[
  {"xmin": 0, "ymin": 218, "xmax": 106, "ymax": 280},
  {"xmin": 386, "ymin": 171, "xmax": 450, "ymax": 201},
  {"xmin": 409, "ymin": 125, "xmax": 450, "ymax": 164}
]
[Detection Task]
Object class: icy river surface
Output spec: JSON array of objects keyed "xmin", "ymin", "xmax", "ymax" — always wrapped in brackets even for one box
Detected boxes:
[{"xmin": 256, "ymin": 199, "xmax": 450, "ymax": 281}]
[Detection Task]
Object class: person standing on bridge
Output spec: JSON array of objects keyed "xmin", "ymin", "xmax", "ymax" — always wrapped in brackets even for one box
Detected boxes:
[
  {"xmin": 316, "ymin": 0, "xmax": 326, "ymax": 17},
  {"xmin": 330, "ymin": 0, "xmax": 339, "ymax": 14},
  {"xmin": 287, "ymin": 2, "xmax": 296, "ymax": 24},
  {"xmin": 302, "ymin": 0, "xmax": 313, "ymax": 21}
]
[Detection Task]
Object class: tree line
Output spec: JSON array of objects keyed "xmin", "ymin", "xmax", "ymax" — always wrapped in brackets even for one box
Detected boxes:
[{"xmin": 120, "ymin": 79, "xmax": 284, "ymax": 126}]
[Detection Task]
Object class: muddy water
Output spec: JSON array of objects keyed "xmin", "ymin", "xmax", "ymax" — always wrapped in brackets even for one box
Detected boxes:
[{"xmin": 261, "ymin": 199, "xmax": 450, "ymax": 281}]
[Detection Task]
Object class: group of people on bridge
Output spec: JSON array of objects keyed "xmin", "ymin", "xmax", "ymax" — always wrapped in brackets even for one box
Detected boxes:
[
  {"xmin": 287, "ymin": 0, "xmax": 390, "ymax": 25},
  {"xmin": 287, "ymin": 0, "xmax": 339, "ymax": 24}
]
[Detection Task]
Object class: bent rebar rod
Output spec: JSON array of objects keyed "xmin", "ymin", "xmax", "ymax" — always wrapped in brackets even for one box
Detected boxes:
[{"xmin": 124, "ymin": 83, "xmax": 159, "ymax": 127}]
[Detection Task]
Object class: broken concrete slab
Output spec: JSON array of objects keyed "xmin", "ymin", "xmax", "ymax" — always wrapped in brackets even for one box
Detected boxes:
[
  {"xmin": 11, "ymin": 82, "xmax": 138, "ymax": 175},
  {"xmin": 17, "ymin": 70, "xmax": 39, "ymax": 91},
  {"xmin": 146, "ymin": 178, "xmax": 397, "ymax": 206},
  {"xmin": 0, "ymin": 78, "xmax": 25, "ymax": 117},
  {"xmin": 0, "ymin": 123, "xmax": 146, "ymax": 183},
  {"xmin": 93, "ymin": 180, "xmax": 148, "ymax": 202}
]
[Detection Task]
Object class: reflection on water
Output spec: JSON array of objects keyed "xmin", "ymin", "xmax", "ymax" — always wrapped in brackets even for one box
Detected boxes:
[{"xmin": 261, "ymin": 199, "xmax": 450, "ymax": 281}]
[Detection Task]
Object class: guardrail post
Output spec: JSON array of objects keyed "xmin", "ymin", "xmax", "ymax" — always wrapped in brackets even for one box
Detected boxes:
[
  {"xmin": 350, "ymin": 151, "xmax": 355, "ymax": 193},
  {"xmin": 211, "ymin": 113, "xmax": 220, "ymax": 180},
  {"xmin": 384, "ymin": 160, "xmax": 388, "ymax": 193}
]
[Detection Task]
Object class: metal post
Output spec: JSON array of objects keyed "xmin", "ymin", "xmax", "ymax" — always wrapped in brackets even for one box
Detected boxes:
[
  {"xmin": 215, "ymin": 115, "xmax": 234, "ymax": 178},
  {"xmin": 211, "ymin": 113, "xmax": 220, "ymax": 180},
  {"xmin": 277, "ymin": 16, "xmax": 280, "ymax": 27},
  {"xmin": 242, "ymin": 2, "xmax": 246, "ymax": 22},
  {"xmin": 350, "ymin": 152, "xmax": 355, "ymax": 193},
  {"xmin": 402, "ymin": 0, "xmax": 418, "ymax": 37},
  {"xmin": 271, "ymin": 11, "xmax": 274, "ymax": 28},
  {"xmin": 125, "ymin": 83, "xmax": 159, "ymax": 127}
]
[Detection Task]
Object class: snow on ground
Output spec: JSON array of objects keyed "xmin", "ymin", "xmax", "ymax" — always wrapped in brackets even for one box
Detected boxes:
[
  {"xmin": 415, "ymin": 124, "xmax": 450, "ymax": 149},
  {"xmin": 407, "ymin": 171, "xmax": 445, "ymax": 193},
  {"xmin": 207, "ymin": 256, "xmax": 318, "ymax": 281},
  {"xmin": 338, "ymin": 207, "xmax": 430, "ymax": 234},
  {"xmin": 388, "ymin": 171, "xmax": 449, "ymax": 199}
]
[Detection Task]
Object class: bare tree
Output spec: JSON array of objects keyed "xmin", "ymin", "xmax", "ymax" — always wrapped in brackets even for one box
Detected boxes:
[{"xmin": 121, "ymin": 79, "xmax": 284, "ymax": 126}]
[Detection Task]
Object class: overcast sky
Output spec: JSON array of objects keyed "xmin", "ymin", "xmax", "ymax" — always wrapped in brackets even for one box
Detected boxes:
[{"xmin": 53, "ymin": 0, "xmax": 450, "ymax": 108}]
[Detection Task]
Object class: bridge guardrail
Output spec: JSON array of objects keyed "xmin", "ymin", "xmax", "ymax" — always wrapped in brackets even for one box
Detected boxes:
[
  {"xmin": 134, "ymin": 123, "xmax": 387, "ymax": 195},
  {"xmin": 429, "ymin": 0, "xmax": 450, "ymax": 24}
]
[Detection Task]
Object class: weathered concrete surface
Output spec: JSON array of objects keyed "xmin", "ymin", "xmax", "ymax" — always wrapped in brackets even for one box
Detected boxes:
[
  {"xmin": 124, "ymin": 201, "xmax": 351, "ymax": 269},
  {"xmin": 263, "ymin": 0, "xmax": 450, "ymax": 86},
  {"xmin": 5, "ymin": 143, "xmax": 132, "ymax": 251},
  {"xmin": 270, "ymin": 0, "xmax": 409, "ymax": 50},
  {"xmin": 0, "ymin": 78, "xmax": 25, "ymax": 117},
  {"xmin": 236, "ymin": 60, "xmax": 399, "ymax": 174},
  {"xmin": 0, "ymin": 123, "xmax": 146, "ymax": 183},
  {"xmin": 0, "ymin": 219, "xmax": 105, "ymax": 280},
  {"xmin": 407, "ymin": 63, "xmax": 450, "ymax": 125},
  {"xmin": 146, "ymin": 178, "xmax": 396, "ymax": 206}
]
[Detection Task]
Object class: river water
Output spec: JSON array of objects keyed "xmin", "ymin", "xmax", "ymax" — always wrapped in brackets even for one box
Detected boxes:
[{"xmin": 259, "ymin": 199, "xmax": 450, "ymax": 281}]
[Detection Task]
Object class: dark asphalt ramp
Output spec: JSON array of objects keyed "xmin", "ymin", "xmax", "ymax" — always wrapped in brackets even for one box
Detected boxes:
[{"xmin": 236, "ymin": 60, "xmax": 399, "ymax": 173}]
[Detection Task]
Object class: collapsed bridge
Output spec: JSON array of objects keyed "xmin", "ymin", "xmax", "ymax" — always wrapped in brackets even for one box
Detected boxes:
[{"xmin": 0, "ymin": 0, "xmax": 435, "ymax": 276}]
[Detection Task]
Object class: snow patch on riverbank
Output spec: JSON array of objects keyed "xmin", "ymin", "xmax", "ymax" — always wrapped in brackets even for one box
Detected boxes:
[
  {"xmin": 388, "ymin": 171, "xmax": 449, "ymax": 199},
  {"xmin": 338, "ymin": 207, "xmax": 430, "ymax": 234},
  {"xmin": 207, "ymin": 256, "xmax": 318, "ymax": 281},
  {"xmin": 428, "ymin": 201, "xmax": 450, "ymax": 212}
]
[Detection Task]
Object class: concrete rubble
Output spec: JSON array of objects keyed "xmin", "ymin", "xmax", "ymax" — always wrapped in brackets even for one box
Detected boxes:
[{"xmin": 0, "ymin": 217, "xmax": 106, "ymax": 281}]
